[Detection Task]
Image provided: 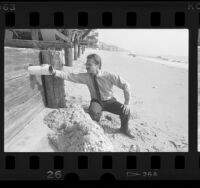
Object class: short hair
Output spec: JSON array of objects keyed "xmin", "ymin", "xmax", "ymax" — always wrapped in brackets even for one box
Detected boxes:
[{"xmin": 87, "ymin": 54, "xmax": 102, "ymax": 69}]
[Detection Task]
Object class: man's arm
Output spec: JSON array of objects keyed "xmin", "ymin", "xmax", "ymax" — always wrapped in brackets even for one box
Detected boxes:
[
  {"xmin": 109, "ymin": 73, "xmax": 131, "ymax": 105},
  {"xmin": 52, "ymin": 69, "xmax": 87, "ymax": 84}
]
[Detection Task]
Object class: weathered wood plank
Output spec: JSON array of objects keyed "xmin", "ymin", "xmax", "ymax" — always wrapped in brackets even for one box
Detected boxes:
[
  {"xmin": 5, "ymin": 74, "xmax": 42, "ymax": 93},
  {"xmin": 40, "ymin": 29, "xmax": 57, "ymax": 41},
  {"xmin": 5, "ymin": 71, "xmax": 29, "ymax": 82},
  {"xmin": 5, "ymin": 61, "xmax": 30, "ymax": 73},
  {"xmin": 5, "ymin": 42, "xmax": 72, "ymax": 72},
  {"xmin": 5, "ymin": 100, "xmax": 44, "ymax": 144},
  {"xmin": 5, "ymin": 92, "xmax": 44, "ymax": 125},
  {"xmin": 4, "ymin": 47, "xmax": 41, "ymax": 75},
  {"xmin": 31, "ymin": 29, "xmax": 39, "ymax": 40},
  {"xmin": 5, "ymin": 39, "xmax": 72, "ymax": 49},
  {"xmin": 54, "ymin": 29, "xmax": 71, "ymax": 43},
  {"xmin": 5, "ymin": 76, "xmax": 45, "ymax": 111},
  {"xmin": 5, "ymin": 101, "xmax": 45, "ymax": 128},
  {"xmin": 81, "ymin": 29, "xmax": 92, "ymax": 40},
  {"xmin": 4, "ymin": 47, "xmax": 46, "ymax": 144},
  {"xmin": 5, "ymin": 48, "xmax": 41, "ymax": 64},
  {"xmin": 40, "ymin": 29, "xmax": 70, "ymax": 43},
  {"xmin": 12, "ymin": 29, "xmax": 31, "ymax": 32},
  {"xmin": 5, "ymin": 30, "xmax": 13, "ymax": 40}
]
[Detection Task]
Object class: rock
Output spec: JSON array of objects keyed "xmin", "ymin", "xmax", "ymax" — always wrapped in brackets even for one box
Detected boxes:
[
  {"xmin": 43, "ymin": 101, "xmax": 188, "ymax": 152},
  {"xmin": 129, "ymin": 145, "xmax": 140, "ymax": 152},
  {"xmin": 105, "ymin": 115, "xmax": 112, "ymax": 121},
  {"xmin": 44, "ymin": 103, "xmax": 114, "ymax": 152}
]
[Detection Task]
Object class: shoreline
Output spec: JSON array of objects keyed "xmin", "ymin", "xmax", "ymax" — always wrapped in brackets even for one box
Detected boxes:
[{"xmin": 135, "ymin": 56, "xmax": 188, "ymax": 70}]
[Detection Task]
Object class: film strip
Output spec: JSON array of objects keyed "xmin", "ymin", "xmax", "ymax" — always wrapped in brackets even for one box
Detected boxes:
[{"xmin": 0, "ymin": 1, "xmax": 200, "ymax": 181}]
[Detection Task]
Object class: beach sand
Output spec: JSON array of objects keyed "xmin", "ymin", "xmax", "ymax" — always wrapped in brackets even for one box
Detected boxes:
[
  {"xmin": 5, "ymin": 48, "xmax": 188, "ymax": 152},
  {"xmin": 60, "ymin": 49, "xmax": 188, "ymax": 152}
]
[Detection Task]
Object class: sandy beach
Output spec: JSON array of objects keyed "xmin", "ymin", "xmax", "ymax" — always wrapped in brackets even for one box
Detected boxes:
[
  {"xmin": 66, "ymin": 49, "xmax": 188, "ymax": 139},
  {"xmin": 5, "ymin": 48, "xmax": 188, "ymax": 152}
]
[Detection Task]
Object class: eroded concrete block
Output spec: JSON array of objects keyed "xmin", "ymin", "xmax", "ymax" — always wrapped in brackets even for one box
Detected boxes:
[{"xmin": 44, "ymin": 103, "xmax": 114, "ymax": 152}]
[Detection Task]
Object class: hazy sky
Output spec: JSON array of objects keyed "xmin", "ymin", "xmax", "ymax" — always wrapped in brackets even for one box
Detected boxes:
[{"xmin": 97, "ymin": 29, "xmax": 188, "ymax": 57}]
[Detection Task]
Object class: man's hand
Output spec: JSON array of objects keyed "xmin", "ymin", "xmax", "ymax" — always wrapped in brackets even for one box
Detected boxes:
[
  {"xmin": 121, "ymin": 104, "xmax": 130, "ymax": 115},
  {"xmin": 49, "ymin": 65, "xmax": 54, "ymax": 74},
  {"xmin": 49, "ymin": 65, "xmax": 56, "ymax": 76}
]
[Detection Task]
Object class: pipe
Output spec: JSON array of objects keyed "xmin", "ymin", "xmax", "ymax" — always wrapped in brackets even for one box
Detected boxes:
[{"xmin": 28, "ymin": 64, "xmax": 53, "ymax": 75}]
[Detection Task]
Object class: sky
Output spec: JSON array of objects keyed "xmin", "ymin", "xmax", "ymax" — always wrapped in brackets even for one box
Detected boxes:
[{"xmin": 97, "ymin": 29, "xmax": 188, "ymax": 57}]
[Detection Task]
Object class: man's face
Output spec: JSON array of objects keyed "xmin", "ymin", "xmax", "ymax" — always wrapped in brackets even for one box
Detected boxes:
[{"xmin": 85, "ymin": 58, "xmax": 99, "ymax": 74}]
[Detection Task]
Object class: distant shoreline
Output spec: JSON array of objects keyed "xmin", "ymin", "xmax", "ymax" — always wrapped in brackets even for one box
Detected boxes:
[
  {"xmin": 92, "ymin": 49, "xmax": 188, "ymax": 66},
  {"xmin": 137, "ymin": 54, "xmax": 188, "ymax": 63},
  {"xmin": 135, "ymin": 56, "xmax": 188, "ymax": 70},
  {"xmin": 153, "ymin": 55, "xmax": 188, "ymax": 64}
]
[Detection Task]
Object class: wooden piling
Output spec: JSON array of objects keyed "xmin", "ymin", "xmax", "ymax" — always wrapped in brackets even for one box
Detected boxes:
[
  {"xmin": 64, "ymin": 46, "xmax": 73, "ymax": 66},
  {"xmin": 78, "ymin": 44, "xmax": 81, "ymax": 58},
  {"xmin": 40, "ymin": 50, "xmax": 66, "ymax": 108},
  {"xmin": 71, "ymin": 47, "xmax": 74, "ymax": 60},
  {"xmin": 74, "ymin": 42, "xmax": 78, "ymax": 60},
  {"xmin": 81, "ymin": 46, "xmax": 85, "ymax": 54}
]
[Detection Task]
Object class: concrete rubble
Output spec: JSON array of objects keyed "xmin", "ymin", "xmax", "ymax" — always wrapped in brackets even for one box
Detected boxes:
[
  {"xmin": 44, "ymin": 101, "xmax": 188, "ymax": 152},
  {"xmin": 44, "ymin": 102, "xmax": 114, "ymax": 152}
]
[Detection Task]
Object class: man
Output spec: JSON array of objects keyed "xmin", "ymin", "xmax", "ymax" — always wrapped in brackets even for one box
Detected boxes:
[{"xmin": 51, "ymin": 53, "xmax": 134, "ymax": 139}]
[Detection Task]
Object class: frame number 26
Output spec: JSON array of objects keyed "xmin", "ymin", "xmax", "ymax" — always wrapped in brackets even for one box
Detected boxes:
[{"xmin": 46, "ymin": 170, "xmax": 63, "ymax": 180}]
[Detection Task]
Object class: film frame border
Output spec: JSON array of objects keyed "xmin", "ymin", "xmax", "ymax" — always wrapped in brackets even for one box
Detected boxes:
[{"xmin": 0, "ymin": 1, "xmax": 199, "ymax": 181}]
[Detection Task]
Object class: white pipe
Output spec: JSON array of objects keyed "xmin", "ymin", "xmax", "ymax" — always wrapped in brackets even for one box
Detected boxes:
[{"xmin": 28, "ymin": 64, "xmax": 53, "ymax": 75}]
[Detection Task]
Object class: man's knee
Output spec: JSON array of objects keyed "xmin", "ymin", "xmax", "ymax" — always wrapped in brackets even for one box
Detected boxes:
[
  {"xmin": 89, "ymin": 110, "xmax": 102, "ymax": 122},
  {"xmin": 88, "ymin": 99, "xmax": 103, "ymax": 122}
]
